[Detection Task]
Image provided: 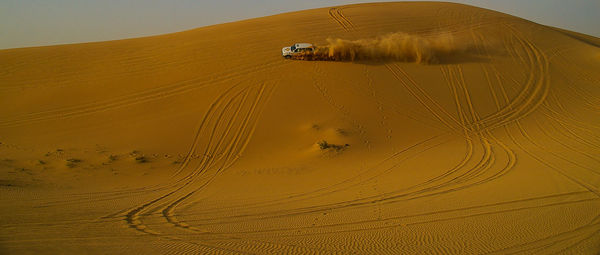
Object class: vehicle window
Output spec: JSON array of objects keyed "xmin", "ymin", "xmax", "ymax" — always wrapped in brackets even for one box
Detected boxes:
[{"xmin": 291, "ymin": 45, "xmax": 296, "ymax": 51}]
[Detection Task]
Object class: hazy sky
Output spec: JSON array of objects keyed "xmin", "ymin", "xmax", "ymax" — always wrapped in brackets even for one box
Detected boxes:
[{"xmin": 1, "ymin": 0, "xmax": 598, "ymax": 49}]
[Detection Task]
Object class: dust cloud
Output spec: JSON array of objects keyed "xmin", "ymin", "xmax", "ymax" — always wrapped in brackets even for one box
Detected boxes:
[{"xmin": 294, "ymin": 32, "xmax": 463, "ymax": 64}]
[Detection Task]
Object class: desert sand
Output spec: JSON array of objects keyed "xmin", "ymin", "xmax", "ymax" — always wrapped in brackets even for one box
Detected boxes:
[{"xmin": 1, "ymin": 2, "xmax": 600, "ymax": 254}]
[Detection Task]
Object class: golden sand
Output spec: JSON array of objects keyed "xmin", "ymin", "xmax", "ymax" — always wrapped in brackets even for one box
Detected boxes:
[{"xmin": 1, "ymin": 2, "xmax": 599, "ymax": 254}]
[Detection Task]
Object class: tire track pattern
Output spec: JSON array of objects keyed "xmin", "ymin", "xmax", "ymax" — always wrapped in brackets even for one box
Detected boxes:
[{"xmin": 118, "ymin": 81, "xmax": 277, "ymax": 252}]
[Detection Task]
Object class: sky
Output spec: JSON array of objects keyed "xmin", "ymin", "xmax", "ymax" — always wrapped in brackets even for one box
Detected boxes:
[{"xmin": 1, "ymin": 0, "xmax": 598, "ymax": 49}]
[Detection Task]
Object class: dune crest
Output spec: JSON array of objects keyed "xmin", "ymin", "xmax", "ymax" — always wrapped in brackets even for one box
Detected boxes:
[{"xmin": 1, "ymin": 2, "xmax": 599, "ymax": 254}]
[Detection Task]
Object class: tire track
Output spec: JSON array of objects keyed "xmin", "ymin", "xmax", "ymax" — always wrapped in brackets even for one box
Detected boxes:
[
  {"xmin": 542, "ymin": 89, "xmax": 600, "ymax": 134},
  {"xmin": 0, "ymin": 38, "xmax": 292, "ymax": 91},
  {"xmin": 172, "ymin": 131, "xmax": 454, "ymax": 222},
  {"xmin": 463, "ymin": 23, "xmax": 549, "ymax": 132},
  {"xmin": 176, "ymin": 132, "xmax": 455, "ymax": 221},
  {"xmin": 328, "ymin": 7, "xmax": 355, "ymax": 32},
  {"xmin": 88, "ymin": 84, "xmax": 255, "ymax": 218},
  {"xmin": 496, "ymin": 24, "xmax": 600, "ymax": 198},
  {"xmin": 467, "ymin": 28, "xmax": 519, "ymax": 187},
  {"xmin": 541, "ymin": 95, "xmax": 600, "ymax": 151},
  {"xmin": 386, "ymin": 64, "xmax": 463, "ymax": 134},
  {"xmin": 534, "ymin": 114, "xmax": 600, "ymax": 167},
  {"xmin": 180, "ymin": 51, "xmax": 483, "ymax": 216},
  {"xmin": 442, "ymin": 65, "xmax": 510, "ymax": 188},
  {"xmin": 155, "ymin": 7, "xmax": 539, "ymax": 245},
  {"xmin": 123, "ymin": 86, "xmax": 251, "ymax": 233},
  {"xmin": 504, "ymin": 104, "xmax": 600, "ymax": 201},
  {"xmin": 80, "ymin": 5, "xmax": 600, "ymax": 253},
  {"xmin": 165, "ymin": 5, "xmax": 596, "ymax": 254},
  {"xmin": 147, "ymin": 82, "xmax": 345, "ymax": 253},
  {"xmin": 109, "ymin": 81, "xmax": 282, "ymax": 253},
  {"xmin": 173, "ymin": 4, "xmax": 516, "ymax": 231},
  {"xmin": 162, "ymin": 83, "xmax": 271, "ymax": 229},
  {"xmin": 122, "ymin": 84, "xmax": 256, "ymax": 230},
  {"xmin": 175, "ymin": 71, "xmax": 508, "ymax": 229},
  {"xmin": 0, "ymin": 60, "xmax": 287, "ymax": 127}
]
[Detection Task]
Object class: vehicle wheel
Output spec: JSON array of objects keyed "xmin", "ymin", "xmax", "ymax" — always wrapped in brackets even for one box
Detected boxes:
[{"xmin": 284, "ymin": 55, "xmax": 291, "ymax": 59}]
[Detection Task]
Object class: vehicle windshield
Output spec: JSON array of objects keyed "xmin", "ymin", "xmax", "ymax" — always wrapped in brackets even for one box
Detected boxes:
[{"xmin": 291, "ymin": 45, "xmax": 296, "ymax": 51}]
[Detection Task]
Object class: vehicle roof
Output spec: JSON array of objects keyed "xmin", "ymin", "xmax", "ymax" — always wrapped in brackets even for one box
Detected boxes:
[{"xmin": 294, "ymin": 43, "xmax": 313, "ymax": 48}]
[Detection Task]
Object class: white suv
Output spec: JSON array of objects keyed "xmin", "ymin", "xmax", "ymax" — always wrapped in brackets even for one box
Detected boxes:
[{"xmin": 282, "ymin": 43, "xmax": 315, "ymax": 59}]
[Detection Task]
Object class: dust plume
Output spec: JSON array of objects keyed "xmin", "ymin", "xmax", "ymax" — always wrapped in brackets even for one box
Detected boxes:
[{"xmin": 295, "ymin": 32, "xmax": 463, "ymax": 64}]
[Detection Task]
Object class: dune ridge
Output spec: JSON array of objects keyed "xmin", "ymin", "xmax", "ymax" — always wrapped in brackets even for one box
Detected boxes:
[{"xmin": 1, "ymin": 2, "xmax": 599, "ymax": 254}]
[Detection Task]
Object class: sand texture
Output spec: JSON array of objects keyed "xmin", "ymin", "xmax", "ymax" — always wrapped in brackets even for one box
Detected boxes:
[{"xmin": 1, "ymin": 2, "xmax": 600, "ymax": 254}]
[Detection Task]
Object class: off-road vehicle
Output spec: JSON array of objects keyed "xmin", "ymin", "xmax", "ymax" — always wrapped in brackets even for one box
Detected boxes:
[{"xmin": 282, "ymin": 43, "xmax": 315, "ymax": 59}]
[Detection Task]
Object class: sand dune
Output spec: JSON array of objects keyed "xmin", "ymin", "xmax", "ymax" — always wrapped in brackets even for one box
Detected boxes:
[{"xmin": 1, "ymin": 2, "xmax": 600, "ymax": 254}]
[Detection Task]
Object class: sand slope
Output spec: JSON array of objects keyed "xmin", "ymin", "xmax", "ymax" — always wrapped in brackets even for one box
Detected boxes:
[{"xmin": 1, "ymin": 2, "xmax": 600, "ymax": 254}]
